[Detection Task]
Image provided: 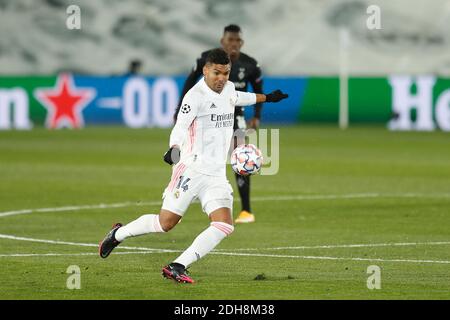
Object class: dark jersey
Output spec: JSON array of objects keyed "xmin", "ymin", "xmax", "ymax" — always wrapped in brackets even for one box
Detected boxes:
[{"xmin": 175, "ymin": 50, "xmax": 263, "ymax": 124}]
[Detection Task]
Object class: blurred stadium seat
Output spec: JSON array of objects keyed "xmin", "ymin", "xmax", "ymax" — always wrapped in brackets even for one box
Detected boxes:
[{"xmin": 1, "ymin": 0, "xmax": 450, "ymax": 76}]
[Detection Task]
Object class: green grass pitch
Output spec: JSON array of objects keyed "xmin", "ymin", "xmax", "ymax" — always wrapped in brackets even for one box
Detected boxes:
[{"xmin": 0, "ymin": 125, "xmax": 449, "ymax": 299}]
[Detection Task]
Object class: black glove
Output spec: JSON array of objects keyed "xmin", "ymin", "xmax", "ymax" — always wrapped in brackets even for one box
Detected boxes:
[
  {"xmin": 163, "ymin": 146, "xmax": 180, "ymax": 165},
  {"xmin": 265, "ymin": 90, "xmax": 288, "ymax": 103}
]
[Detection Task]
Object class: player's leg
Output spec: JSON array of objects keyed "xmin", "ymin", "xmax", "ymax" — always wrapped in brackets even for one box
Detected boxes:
[
  {"xmin": 234, "ymin": 173, "xmax": 254, "ymax": 223},
  {"xmin": 98, "ymin": 209, "xmax": 180, "ymax": 259},
  {"xmin": 233, "ymin": 122, "xmax": 255, "ymax": 224},
  {"xmin": 171, "ymin": 206, "xmax": 233, "ymax": 266},
  {"xmin": 114, "ymin": 209, "xmax": 180, "ymax": 241},
  {"xmin": 162, "ymin": 178, "xmax": 234, "ymax": 283},
  {"xmin": 162, "ymin": 207, "xmax": 234, "ymax": 284},
  {"xmin": 99, "ymin": 164, "xmax": 196, "ymax": 258}
]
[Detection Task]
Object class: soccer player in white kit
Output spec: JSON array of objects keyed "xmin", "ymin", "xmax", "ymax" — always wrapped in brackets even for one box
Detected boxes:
[{"xmin": 99, "ymin": 48, "xmax": 288, "ymax": 283}]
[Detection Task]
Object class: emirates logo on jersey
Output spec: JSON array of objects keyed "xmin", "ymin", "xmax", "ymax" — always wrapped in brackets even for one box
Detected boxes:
[
  {"xmin": 211, "ymin": 113, "xmax": 233, "ymax": 122},
  {"xmin": 211, "ymin": 112, "xmax": 234, "ymax": 128},
  {"xmin": 181, "ymin": 104, "xmax": 191, "ymax": 114}
]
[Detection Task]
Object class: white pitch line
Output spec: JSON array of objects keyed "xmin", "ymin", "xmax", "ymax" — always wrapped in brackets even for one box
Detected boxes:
[
  {"xmin": 210, "ymin": 251, "xmax": 450, "ymax": 265},
  {"xmin": 1, "ymin": 192, "xmax": 449, "ymax": 218},
  {"xmin": 0, "ymin": 234, "xmax": 181, "ymax": 253},
  {"xmin": 219, "ymin": 241, "xmax": 450, "ymax": 251},
  {"xmin": 0, "ymin": 201, "xmax": 162, "ymax": 218},
  {"xmin": 2, "ymin": 233, "xmax": 450, "ymax": 254},
  {"xmin": 1, "ymin": 233, "xmax": 450, "ymax": 264},
  {"xmin": 0, "ymin": 251, "xmax": 168, "ymax": 258},
  {"xmin": 0, "ymin": 250, "xmax": 449, "ymax": 265}
]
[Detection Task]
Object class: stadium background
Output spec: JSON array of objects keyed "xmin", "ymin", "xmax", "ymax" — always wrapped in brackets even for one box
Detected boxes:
[
  {"xmin": 1, "ymin": 0, "xmax": 450, "ymax": 301},
  {"xmin": 1, "ymin": 0, "xmax": 450, "ymax": 129}
]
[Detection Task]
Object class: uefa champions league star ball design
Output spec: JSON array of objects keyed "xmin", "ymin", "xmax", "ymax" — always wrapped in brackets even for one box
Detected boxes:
[{"xmin": 230, "ymin": 144, "xmax": 263, "ymax": 176}]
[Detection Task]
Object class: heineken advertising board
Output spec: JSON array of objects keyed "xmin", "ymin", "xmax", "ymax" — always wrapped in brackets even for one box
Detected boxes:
[{"xmin": 1, "ymin": 74, "xmax": 449, "ymax": 131}]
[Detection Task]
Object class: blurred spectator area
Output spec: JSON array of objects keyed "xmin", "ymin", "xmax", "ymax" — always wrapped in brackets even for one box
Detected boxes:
[{"xmin": 1, "ymin": 0, "xmax": 450, "ymax": 76}]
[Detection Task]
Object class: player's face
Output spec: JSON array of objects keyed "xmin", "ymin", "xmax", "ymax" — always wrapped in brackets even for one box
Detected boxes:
[
  {"xmin": 203, "ymin": 63, "xmax": 231, "ymax": 93},
  {"xmin": 221, "ymin": 32, "xmax": 243, "ymax": 61}
]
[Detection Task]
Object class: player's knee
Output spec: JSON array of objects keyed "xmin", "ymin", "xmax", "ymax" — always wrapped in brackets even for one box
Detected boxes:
[
  {"xmin": 159, "ymin": 219, "xmax": 178, "ymax": 232},
  {"xmin": 158, "ymin": 210, "xmax": 182, "ymax": 232},
  {"xmin": 159, "ymin": 221, "xmax": 173, "ymax": 232},
  {"xmin": 211, "ymin": 222, "xmax": 234, "ymax": 237}
]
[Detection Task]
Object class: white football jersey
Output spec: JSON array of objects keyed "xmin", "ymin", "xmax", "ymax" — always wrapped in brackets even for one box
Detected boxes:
[{"xmin": 170, "ymin": 77, "xmax": 256, "ymax": 176}]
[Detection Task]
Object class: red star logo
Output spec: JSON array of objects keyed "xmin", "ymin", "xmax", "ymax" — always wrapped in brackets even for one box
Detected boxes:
[{"xmin": 34, "ymin": 73, "xmax": 96, "ymax": 129}]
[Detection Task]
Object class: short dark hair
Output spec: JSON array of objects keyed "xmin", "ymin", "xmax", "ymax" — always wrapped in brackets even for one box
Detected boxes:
[
  {"xmin": 224, "ymin": 24, "xmax": 241, "ymax": 34},
  {"xmin": 205, "ymin": 48, "xmax": 230, "ymax": 65}
]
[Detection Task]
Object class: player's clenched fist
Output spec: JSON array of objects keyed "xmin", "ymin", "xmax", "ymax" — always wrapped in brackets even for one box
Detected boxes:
[
  {"xmin": 163, "ymin": 146, "xmax": 180, "ymax": 165},
  {"xmin": 265, "ymin": 90, "xmax": 288, "ymax": 103}
]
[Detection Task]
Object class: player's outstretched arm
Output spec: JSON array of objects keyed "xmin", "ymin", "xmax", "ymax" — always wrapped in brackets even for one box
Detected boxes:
[
  {"xmin": 256, "ymin": 90, "xmax": 288, "ymax": 103},
  {"xmin": 235, "ymin": 90, "xmax": 288, "ymax": 107}
]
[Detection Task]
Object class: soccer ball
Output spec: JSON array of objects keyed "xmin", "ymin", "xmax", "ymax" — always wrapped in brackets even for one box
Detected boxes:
[{"xmin": 230, "ymin": 144, "xmax": 263, "ymax": 176}]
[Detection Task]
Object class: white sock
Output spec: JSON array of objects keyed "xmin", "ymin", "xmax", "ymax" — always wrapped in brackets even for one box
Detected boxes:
[
  {"xmin": 115, "ymin": 214, "xmax": 165, "ymax": 242},
  {"xmin": 174, "ymin": 222, "xmax": 234, "ymax": 268}
]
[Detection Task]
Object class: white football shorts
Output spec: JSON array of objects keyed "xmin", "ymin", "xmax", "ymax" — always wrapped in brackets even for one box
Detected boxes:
[{"xmin": 161, "ymin": 163, "xmax": 234, "ymax": 216}]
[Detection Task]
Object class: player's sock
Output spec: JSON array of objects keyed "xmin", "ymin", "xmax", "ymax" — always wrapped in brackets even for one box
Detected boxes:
[
  {"xmin": 114, "ymin": 214, "xmax": 165, "ymax": 242},
  {"xmin": 235, "ymin": 172, "xmax": 251, "ymax": 212},
  {"xmin": 174, "ymin": 222, "xmax": 234, "ymax": 268}
]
